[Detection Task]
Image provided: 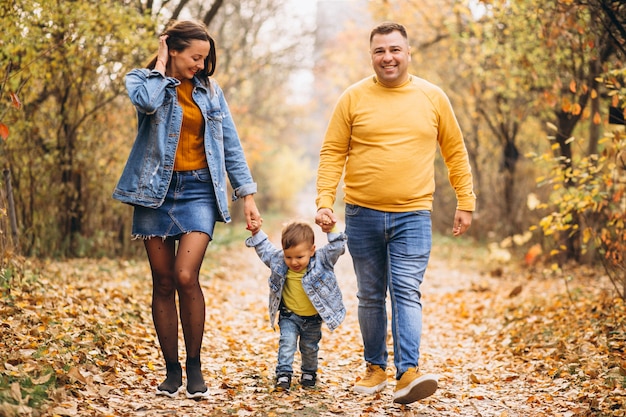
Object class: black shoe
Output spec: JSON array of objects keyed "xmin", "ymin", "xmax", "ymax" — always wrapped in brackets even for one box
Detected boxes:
[
  {"xmin": 185, "ymin": 357, "xmax": 210, "ymax": 400},
  {"xmin": 155, "ymin": 361, "xmax": 183, "ymax": 398},
  {"xmin": 300, "ymin": 372, "xmax": 316, "ymax": 387},
  {"xmin": 275, "ymin": 374, "xmax": 292, "ymax": 391}
]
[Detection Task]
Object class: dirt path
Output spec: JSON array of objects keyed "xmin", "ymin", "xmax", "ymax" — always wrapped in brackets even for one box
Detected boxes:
[{"xmin": 74, "ymin": 226, "xmax": 577, "ymax": 417}]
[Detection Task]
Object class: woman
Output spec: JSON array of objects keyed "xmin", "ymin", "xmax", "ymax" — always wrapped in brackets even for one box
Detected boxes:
[{"xmin": 113, "ymin": 20, "xmax": 261, "ymax": 399}]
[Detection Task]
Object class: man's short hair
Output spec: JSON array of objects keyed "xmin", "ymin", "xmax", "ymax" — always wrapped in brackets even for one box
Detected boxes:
[{"xmin": 370, "ymin": 21, "xmax": 408, "ymax": 43}]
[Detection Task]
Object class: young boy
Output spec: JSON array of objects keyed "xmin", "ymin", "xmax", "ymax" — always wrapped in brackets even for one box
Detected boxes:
[{"xmin": 245, "ymin": 219, "xmax": 347, "ymax": 391}]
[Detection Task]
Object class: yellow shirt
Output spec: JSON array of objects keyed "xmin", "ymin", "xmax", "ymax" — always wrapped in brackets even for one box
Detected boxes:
[
  {"xmin": 282, "ymin": 268, "xmax": 318, "ymax": 316},
  {"xmin": 317, "ymin": 75, "xmax": 476, "ymax": 212},
  {"xmin": 174, "ymin": 78, "xmax": 208, "ymax": 171}
]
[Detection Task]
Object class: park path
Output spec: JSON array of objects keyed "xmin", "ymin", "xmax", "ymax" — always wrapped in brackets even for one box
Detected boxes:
[{"xmin": 88, "ymin": 221, "xmax": 576, "ymax": 417}]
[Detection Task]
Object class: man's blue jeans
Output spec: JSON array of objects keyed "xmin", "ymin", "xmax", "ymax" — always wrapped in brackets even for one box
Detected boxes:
[
  {"xmin": 345, "ymin": 204, "xmax": 432, "ymax": 379},
  {"xmin": 276, "ymin": 310, "xmax": 323, "ymax": 376}
]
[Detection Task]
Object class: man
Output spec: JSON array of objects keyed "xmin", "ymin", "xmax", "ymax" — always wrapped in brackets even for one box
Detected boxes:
[{"xmin": 315, "ymin": 22, "xmax": 476, "ymax": 405}]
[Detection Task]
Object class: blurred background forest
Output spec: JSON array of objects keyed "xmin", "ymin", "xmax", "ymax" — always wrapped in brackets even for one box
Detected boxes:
[{"xmin": 0, "ymin": 0, "xmax": 624, "ymax": 296}]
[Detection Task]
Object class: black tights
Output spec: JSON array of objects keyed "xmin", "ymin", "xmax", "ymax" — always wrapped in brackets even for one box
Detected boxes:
[{"xmin": 145, "ymin": 232, "xmax": 209, "ymax": 392}]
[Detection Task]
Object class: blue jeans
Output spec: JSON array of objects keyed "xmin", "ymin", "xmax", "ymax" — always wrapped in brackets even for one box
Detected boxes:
[
  {"xmin": 345, "ymin": 204, "xmax": 432, "ymax": 379},
  {"xmin": 276, "ymin": 309, "xmax": 323, "ymax": 376},
  {"xmin": 276, "ymin": 310, "xmax": 322, "ymax": 375}
]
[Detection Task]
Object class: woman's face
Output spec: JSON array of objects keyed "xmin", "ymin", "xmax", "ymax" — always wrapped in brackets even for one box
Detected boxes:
[{"xmin": 169, "ymin": 39, "xmax": 211, "ymax": 80}]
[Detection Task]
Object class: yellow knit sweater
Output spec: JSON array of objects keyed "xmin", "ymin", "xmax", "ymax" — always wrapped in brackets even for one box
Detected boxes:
[
  {"xmin": 317, "ymin": 75, "xmax": 476, "ymax": 213},
  {"xmin": 174, "ymin": 78, "xmax": 208, "ymax": 171},
  {"xmin": 282, "ymin": 268, "xmax": 317, "ymax": 316}
]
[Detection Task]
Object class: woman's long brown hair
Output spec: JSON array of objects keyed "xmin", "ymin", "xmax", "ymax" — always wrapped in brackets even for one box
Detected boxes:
[{"xmin": 146, "ymin": 20, "xmax": 216, "ymax": 87}]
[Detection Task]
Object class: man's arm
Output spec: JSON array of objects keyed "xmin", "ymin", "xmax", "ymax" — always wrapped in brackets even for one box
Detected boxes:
[{"xmin": 316, "ymin": 94, "xmax": 352, "ymax": 213}]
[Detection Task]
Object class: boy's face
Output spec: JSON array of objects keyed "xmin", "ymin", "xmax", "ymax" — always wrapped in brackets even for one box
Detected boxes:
[{"xmin": 283, "ymin": 242, "xmax": 315, "ymax": 273}]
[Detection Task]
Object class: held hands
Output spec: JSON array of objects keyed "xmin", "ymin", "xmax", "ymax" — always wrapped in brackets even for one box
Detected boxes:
[
  {"xmin": 452, "ymin": 209, "xmax": 472, "ymax": 237},
  {"xmin": 315, "ymin": 208, "xmax": 337, "ymax": 233},
  {"xmin": 244, "ymin": 195, "xmax": 263, "ymax": 235},
  {"xmin": 247, "ymin": 217, "xmax": 263, "ymax": 235}
]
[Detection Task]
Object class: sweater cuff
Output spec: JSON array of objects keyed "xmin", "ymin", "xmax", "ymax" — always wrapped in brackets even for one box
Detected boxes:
[
  {"xmin": 245, "ymin": 229, "xmax": 268, "ymax": 247},
  {"xmin": 316, "ymin": 196, "xmax": 334, "ymax": 211}
]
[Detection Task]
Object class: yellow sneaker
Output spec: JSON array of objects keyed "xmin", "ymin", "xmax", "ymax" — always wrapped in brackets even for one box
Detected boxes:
[
  {"xmin": 393, "ymin": 367, "xmax": 438, "ymax": 404},
  {"xmin": 354, "ymin": 363, "xmax": 388, "ymax": 394}
]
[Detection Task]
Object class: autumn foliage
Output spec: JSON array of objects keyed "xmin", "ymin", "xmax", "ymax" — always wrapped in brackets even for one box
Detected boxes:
[
  {"xmin": 1, "ymin": 0, "xmax": 626, "ymax": 414},
  {"xmin": 1, "ymin": 235, "xmax": 625, "ymax": 416}
]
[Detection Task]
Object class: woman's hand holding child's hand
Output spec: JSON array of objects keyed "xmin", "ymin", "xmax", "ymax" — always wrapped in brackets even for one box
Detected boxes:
[{"xmin": 247, "ymin": 217, "xmax": 263, "ymax": 235}]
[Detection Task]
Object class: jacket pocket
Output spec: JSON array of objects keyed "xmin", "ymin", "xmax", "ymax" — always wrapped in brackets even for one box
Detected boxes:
[{"xmin": 206, "ymin": 111, "xmax": 224, "ymax": 142}]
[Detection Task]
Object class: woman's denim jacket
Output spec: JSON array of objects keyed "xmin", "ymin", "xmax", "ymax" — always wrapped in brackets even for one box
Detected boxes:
[
  {"xmin": 112, "ymin": 68, "xmax": 256, "ymax": 222},
  {"xmin": 245, "ymin": 230, "xmax": 347, "ymax": 331}
]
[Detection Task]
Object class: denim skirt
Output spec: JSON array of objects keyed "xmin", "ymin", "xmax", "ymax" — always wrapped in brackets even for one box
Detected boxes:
[{"xmin": 132, "ymin": 168, "xmax": 219, "ymax": 239}]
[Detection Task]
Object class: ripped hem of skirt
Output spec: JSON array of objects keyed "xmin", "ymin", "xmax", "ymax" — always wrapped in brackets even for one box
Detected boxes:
[{"xmin": 131, "ymin": 232, "xmax": 189, "ymax": 241}]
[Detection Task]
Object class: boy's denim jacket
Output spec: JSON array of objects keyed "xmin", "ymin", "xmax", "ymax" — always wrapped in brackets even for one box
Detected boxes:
[
  {"xmin": 112, "ymin": 68, "xmax": 256, "ymax": 222},
  {"xmin": 245, "ymin": 230, "xmax": 347, "ymax": 331}
]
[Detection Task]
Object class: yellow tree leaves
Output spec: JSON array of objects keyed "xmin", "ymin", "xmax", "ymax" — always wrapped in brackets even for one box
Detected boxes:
[{"xmin": 533, "ymin": 129, "xmax": 626, "ymax": 298}]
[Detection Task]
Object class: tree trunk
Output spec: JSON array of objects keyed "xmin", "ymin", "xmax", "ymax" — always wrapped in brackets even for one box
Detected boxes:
[{"xmin": 555, "ymin": 111, "xmax": 581, "ymax": 261}]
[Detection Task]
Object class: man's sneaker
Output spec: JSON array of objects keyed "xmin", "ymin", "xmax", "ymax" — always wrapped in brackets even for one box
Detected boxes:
[
  {"xmin": 275, "ymin": 374, "xmax": 291, "ymax": 391},
  {"xmin": 354, "ymin": 363, "xmax": 387, "ymax": 394},
  {"xmin": 300, "ymin": 372, "xmax": 316, "ymax": 387},
  {"xmin": 393, "ymin": 367, "xmax": 438, "ymax": 404}
]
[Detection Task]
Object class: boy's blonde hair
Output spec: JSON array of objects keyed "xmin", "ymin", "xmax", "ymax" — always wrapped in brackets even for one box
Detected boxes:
[{"xmin": 281, "ymin": 221, "xmax": 315, "ymax": 250}]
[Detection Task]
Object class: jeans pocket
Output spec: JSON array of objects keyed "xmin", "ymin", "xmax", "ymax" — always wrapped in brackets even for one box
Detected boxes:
[
  {"xmin": 345, "ymin": 203, "xmax": 361, "ymax": 217},
  {"xmin": 193, "ymin": 169, "xmax": 212, "ymax": 183}
]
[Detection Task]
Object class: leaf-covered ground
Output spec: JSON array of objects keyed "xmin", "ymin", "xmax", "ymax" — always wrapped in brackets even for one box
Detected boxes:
[{"xmin": 1, "ymin": 232, "xmax": 624, "ymax": 417}]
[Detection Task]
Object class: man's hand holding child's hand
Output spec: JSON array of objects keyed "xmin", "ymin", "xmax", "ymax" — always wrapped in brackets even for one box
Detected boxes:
[{"xmin": 315, "ymin": 209, "xmax": 336, "ymax": 233}]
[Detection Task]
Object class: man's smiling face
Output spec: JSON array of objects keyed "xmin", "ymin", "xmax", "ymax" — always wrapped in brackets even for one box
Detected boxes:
[{"xmin": 370, "ymin": 30, "xmax": 411, "ymax": 87}]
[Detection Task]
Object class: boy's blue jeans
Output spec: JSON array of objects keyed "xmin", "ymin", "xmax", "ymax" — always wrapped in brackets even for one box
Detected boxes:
[
  {"xmin": 345, "ymin": 204, "xmax": 432, "ymax": 379},
  {"xmin": 276, "ymin": 309, "xmax": 322, "ymax": 376}
]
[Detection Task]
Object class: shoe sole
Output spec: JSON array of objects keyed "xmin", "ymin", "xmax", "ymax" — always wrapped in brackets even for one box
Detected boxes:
[
  {"xmin": 155, "ymin": 385, "xmax": 184, "ymax": 398},
  {"xmin": 393, "ymin": 374, "xmax": 438, "ymax": 404},
  {"xmin": 353, "ymin": 381, "xmax": 387, "ymax": 395},
  {"xmin": 186, "ymin": 388, "xmax": 210, "ymax": 399}
]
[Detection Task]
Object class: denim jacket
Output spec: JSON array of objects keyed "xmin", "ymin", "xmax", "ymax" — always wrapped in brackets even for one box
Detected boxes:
[
  {"xmin": 112, "ymin": 68, "xmax": 256, "ymax": 222},
  {"xmin": 245, "ymin": 230, "xmax": 347, "ymax": 331}
]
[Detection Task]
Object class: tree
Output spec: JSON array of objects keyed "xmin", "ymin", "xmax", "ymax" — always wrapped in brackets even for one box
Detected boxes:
[
  {"xmin": 448, "ymin": 1, "xmax": 547, "ymax": 237},
  {"xmin": 1, "ymin": 0, "xmax": 154, "ymax": 256},
  {"xmin": 206, "ymin": 0, "xmax": 317, "ymax": 218},
  {"xmin": 1, "ymin": 0, "xmax": 318, "ymax": 257},
  {"xmin": 526, "ymin": 0, "xmax": 624, "ymax": 261}
]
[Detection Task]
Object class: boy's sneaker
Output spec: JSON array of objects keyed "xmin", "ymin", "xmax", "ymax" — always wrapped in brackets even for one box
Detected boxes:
[
  {"xmin": 354, "ymin": 363, "xmax": 387, "ymax": 394},
  {"xmin": 275, "ymin": 374, "xmax": 291, "ymax": 391},
  {"xmin": 393, "ymin": 367, "xmax": 438, "ymax": 404},
  {"xmin": 300, "ymin": 372, "xmax": 316, "ymax": 387}
]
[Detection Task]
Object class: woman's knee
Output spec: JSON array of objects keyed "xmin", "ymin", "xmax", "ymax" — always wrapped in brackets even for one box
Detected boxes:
[
  {"xmin": 175, "ymin": 269, "xmax": 200, "ymax": 292},
  {"xmin": 153, "ymin": 274, "xmax": 177, "ymax": 297}
]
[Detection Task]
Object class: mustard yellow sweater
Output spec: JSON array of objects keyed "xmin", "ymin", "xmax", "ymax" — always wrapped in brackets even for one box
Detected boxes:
[
  {"xmin": 316, "ymin": 75, "xmax": 476, "ymax": 213},
  {"xmin": 174, "ymin": 78, "xmax": 208, "ymax": 171}
]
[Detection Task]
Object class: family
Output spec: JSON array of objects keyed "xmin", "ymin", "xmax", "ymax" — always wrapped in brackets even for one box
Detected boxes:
[{"xmin": 112, "ymin": 19, "xmax": 476, "ymax": 405}]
